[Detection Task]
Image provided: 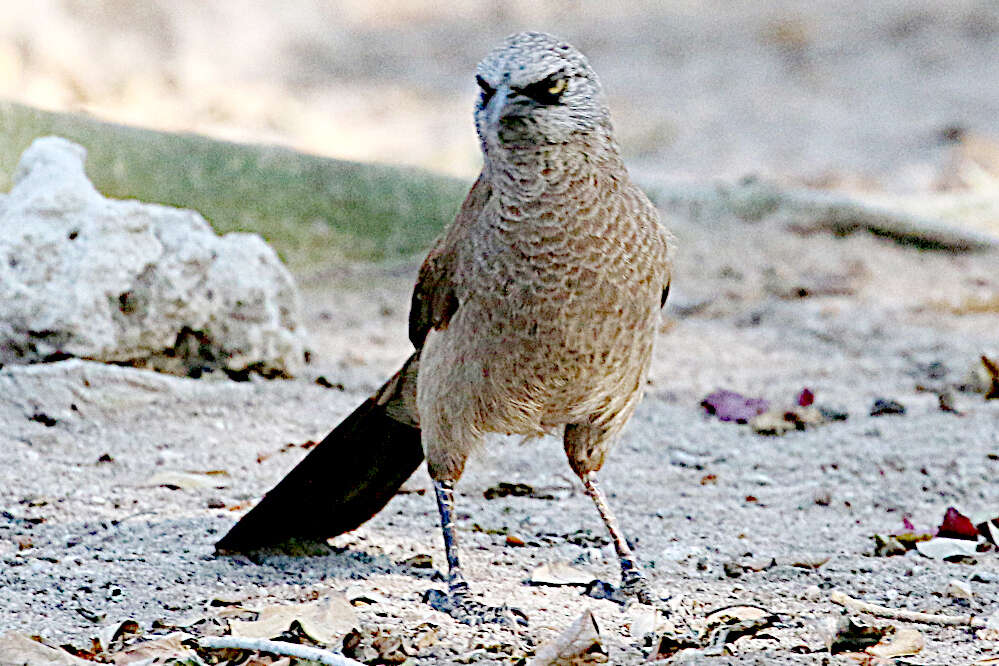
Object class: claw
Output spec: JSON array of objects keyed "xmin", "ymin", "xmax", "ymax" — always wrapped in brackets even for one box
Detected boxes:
[
  {"xmin": 423, "ymin": 588, "xmax": 528, "ymax": 626},
  {"xmin": 621, "ymin": 567, "xmax": 655, "ymax": 605}
]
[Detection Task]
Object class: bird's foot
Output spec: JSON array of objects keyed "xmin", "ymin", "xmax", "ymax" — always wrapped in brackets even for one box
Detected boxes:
[
  {"xmin": 423, "ymin": 586, "xmax": 528, "ymax": 626},
  {"xmin": 621, "ymin": 566, "xmax": 655, "ymax": 605},
  {"xmin": 582, "ymin": 574, "xmax": 654, "ymax": 605}
]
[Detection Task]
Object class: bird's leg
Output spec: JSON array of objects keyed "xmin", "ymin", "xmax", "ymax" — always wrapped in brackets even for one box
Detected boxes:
[
  {"xmin": 582, "ymin": 471, "xmax": 654, "ymax": 604},
  {"xmin": 423, "ymin": 479, "xmax": 527, "ymax": 626},
  {"xmin": 434, "ymin": 479, "xmax": 470, "ymax": 597}
]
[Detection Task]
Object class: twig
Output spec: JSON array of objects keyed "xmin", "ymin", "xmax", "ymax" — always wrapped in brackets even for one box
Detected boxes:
[
  {"xmin": 196, "ymin": 636, "xmax": 364, "ymax": 666},
  {"xmin": 830, "ymin": 590, "xmax": 987, "ymax": 628}
]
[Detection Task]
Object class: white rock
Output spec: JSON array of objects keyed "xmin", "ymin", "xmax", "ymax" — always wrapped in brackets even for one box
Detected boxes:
[
  {"xmin": 945, "ymin": 579, "xmax": 973, "ymax": 600},
  {"xmin": 0, "ymin": 136, "xmax": 306, "ymax": 377},
  {"xmin": 802, "ymin": 584, "xmax": 822, "ymax": 602}
]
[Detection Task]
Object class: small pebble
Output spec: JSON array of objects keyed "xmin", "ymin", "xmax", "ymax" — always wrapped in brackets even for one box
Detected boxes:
[
  {"xmin": 946, "ymin": 579, "xmax": 973, "ymax": 600},
  {"xmin": 802, "ymin": 584, "xmax": 822, "ymax": 602},
  {"xmin": 870, "ymin": 398, "xmax": 906, "ymax": 416}
]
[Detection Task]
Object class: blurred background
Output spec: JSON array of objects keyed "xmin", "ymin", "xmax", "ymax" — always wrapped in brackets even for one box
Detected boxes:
[{"xmin": 2, "ymin": 0, "xmax": 998, "ymax": 193}]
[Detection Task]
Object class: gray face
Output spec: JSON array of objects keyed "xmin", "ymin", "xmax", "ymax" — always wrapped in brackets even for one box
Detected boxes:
[{"xmin": 473, "ymin": 32, "xmax": 609, "ymax": 152}]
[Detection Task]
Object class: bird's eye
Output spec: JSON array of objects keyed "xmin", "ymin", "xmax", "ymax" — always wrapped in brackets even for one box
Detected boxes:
[
  {"xmin": 476, "ymin": 75, "xmax": 496, "ymax": 104},
  {"xmin": 520, "ymin": 74, "xmax": 568, "ymax": 105}
]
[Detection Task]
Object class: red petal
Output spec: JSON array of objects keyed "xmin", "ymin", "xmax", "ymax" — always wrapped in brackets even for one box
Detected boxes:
[
  {"xmin": 797, "ymin": 388, "xmax": 815, "ymax": 407},
  {"xmin": 937, "ymin": 507, "xmax": 979, "ymax": 540}
]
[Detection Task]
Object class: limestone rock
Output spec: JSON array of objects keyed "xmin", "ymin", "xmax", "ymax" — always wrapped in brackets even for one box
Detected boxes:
[{"xmin": 0, "ymin": 136, "xmax": 306, "ymax": 377}]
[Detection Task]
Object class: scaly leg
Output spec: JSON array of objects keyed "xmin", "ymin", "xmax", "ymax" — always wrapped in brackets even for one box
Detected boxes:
[
  {"xmin": 434, "ymin": 479, "xmax": 470, "ymax": 597},
  {"xmin": 582, "ymin": 471, "xmax": 654, "ymax": 604},
  {"xmin": 423, "ymin": 480, "xmax": 527, "ymax": 625}
]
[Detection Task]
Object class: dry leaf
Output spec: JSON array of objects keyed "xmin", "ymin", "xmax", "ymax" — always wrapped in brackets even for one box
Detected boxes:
[
  {"xmin": 344, "ymin": 584, "xmax": 387, "ymax": 605},
  {"xmin": 145, "ymin": 470, "xmax": 230, "ymax": 489},
  {"xmin": 528, "ymin": 609, "xmax": 606, "ymax": 665},
  {"xmin": 483, "ymin": 481, "xmax": 555, "ymax": 500},
  {"xmin": 751, "ymin": 404, "xmax": 829, "ymax": 435},
  {"xmin": 94, "ymin": 619, "xmax": 142, "ymax": 654},
  {"xmin": 701, "ymin": 390, "xmax": 769, "ymax": 423},
  {"xmin": 827, "ymin": 615, "xmax": 888, "ymax": 654},
  {"xmin": 866, "ymin": 628, "xmax": 924, "ymax": 658},
  {"xmin": 506, "ymin": 534, "xmax": 526, "ymax": 547},
  {"xmin": 111, "ymin": 633, "xmax": 197, "ymax": 665},
  {"xmin": 702, "ymin": 605, "xmax": 777, "ymax": 647},
  {"xmin": 915, "ymin": 537, "xmax": 978, "ymax": 560},
  {"xmin": 0, "ymin": 632, "xmax": 90, "ymax": 665},
  {"xmin": 229, "ymin": 597, "xmax": 358, "ymax": 645},
  {"xmin": 624, "ymin": 605, "xmax": 664, "ymax": 639},
  {"xmin": 530, "ymin": 562, "xmax": 597, "ymax": 587}
]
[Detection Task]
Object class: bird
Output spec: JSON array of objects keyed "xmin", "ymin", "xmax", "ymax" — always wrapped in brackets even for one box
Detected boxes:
[{"xmin": 216, "ymin": 31, "xmax": 674, "ymax": 623}]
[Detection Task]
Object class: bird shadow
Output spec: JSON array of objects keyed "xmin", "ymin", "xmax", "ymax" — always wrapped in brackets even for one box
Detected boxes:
[{"xmin": 215, "ymin": 537, "xmax": 442, "ymax": 585}]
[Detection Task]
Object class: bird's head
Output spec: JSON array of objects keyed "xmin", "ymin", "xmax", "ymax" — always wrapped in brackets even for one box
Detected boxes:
[{"xmin": 473, "ymin": 32, "xmax": 611, "ymax": 156}]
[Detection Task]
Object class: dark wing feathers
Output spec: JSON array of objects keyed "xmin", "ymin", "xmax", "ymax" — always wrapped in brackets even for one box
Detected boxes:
[{"xmin": 409, "ymin": 174, "xmax": 490, "ymax": 349}]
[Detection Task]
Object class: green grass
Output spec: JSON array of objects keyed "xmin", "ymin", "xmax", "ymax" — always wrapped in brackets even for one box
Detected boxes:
[{"xmin": 1, "ymin": 101, "xmax": 469, "ymax": 269}]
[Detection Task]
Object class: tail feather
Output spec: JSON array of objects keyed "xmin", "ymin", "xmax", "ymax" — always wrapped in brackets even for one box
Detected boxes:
[{"xmin": 215, "ymin": 388, "xmax": 423, "ymax": 552}]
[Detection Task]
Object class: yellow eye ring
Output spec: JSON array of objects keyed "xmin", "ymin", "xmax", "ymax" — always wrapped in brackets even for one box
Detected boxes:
[{"xmin": 548, "ymin": 78, "xmax": 567, "ymax": 95}]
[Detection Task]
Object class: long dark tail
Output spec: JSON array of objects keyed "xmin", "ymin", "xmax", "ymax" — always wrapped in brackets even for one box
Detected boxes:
[{"xmin": 216, "ymin": 357, "xmax": 423, "ymax": 552}]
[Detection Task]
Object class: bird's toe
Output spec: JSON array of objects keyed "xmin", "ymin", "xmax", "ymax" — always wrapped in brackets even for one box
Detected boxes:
[{"xmin": 423, "ymin": 588, "xmax": 528, "ymax": 626}]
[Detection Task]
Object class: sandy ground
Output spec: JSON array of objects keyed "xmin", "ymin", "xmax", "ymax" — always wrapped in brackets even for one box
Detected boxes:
[
  {"xmin": 2, "ymin": 2, "xmax": 999, "ymax": 664},
  {"xmin": 2, "ymin": 208, "xmax": 998, "ymax": 664}
]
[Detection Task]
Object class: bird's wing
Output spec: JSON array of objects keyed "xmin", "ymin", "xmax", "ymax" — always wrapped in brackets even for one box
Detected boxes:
[{"xmin": 409, "ymin": 173, "xmax": 491, "ymax": 349}]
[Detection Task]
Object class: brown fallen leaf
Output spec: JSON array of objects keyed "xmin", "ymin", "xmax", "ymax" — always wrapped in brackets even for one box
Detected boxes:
[
  {"xmin": 983, "ymin": 355, "xmax": 999, "ymax": 399},
  {"xmin": 866, "ymin": 628, "xmax": 924, "ymax": 658},
  {"xmin": 94, "ymin": 619, "xmax": 142, "ymax": 654},
  {"xmin": 0, "ymin": 632, "xmax": 90, "ymax": 665},
  {"xmin": 229, "ymin": 597, "xmax": 358, "ymax": 645},
  {"xmin": 401, "ymin": 553, "xmax": 433, "ymax": 568},
  {"xmin": 506, "ymin": 534, "xmax": 526, "ymax": 547},
  {"xmin": 702, "ymin": 604, "xmax": 778, "ymax": 649},
  {"xmin": 111, "ymin": 633, "xmax": 198, "ymax": 665},
  {"xmin": 529, "ymin": 609, "xmax": 606, "ymax": 665},
  {"xmin": 343, "ymin": 627, "xmax": 413, "ymax": 664}
]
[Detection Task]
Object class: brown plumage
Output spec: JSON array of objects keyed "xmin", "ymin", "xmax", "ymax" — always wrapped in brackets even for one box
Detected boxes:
[{"xmin": 218, "ymin": 32, "xmax": 673, "ymax": 621}]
